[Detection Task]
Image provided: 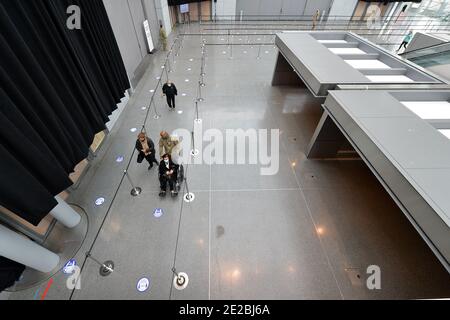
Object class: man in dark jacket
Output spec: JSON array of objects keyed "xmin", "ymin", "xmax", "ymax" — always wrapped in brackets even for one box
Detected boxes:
[
  {"xmin": 162, "ymin": 80, "xmax": 178, "ymax": 109},
  {"xmin": 136, "ymin": 133, "xmax": 158, "ymax": 170},
  {"xmin": 159, "ymin": 153, "xmax": 179, "ymax": 197}
]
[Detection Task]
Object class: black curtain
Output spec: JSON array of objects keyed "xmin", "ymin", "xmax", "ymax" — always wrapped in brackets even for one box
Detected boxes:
[
  {"xmin": 0, "ymin": 0, "xmax": 129, "ymax": 225},
  {"xmin": 0, "ymin": 257, "xmax": 25, "ymax": 292}
]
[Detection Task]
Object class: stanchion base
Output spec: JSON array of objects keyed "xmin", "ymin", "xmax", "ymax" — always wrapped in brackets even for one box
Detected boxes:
[
  {"xmin": 131, "ymin": 187, "xmax": 142, "ymax": 197},
  {"xmin": 100, "ymin": 261, "xmax": 114, "ymax": 277},
  {"xmin": 183, "ymin": 193, "xmax": 195, "ymax": 203},
  {"xmin": 173, "ymin": 272, "xmax": 189, "ymax": 290},
  {"xmin": 194, "ymin": 118, "xmax": 202, "ymax": 124},
  {"xmin": 256, "ymin": 57, "xmax": 262, "ymax": 60},
  {"xmin": 200, "ymin": 73, "xmax": 206, "ymax": 76},
  {"xmin": 190, "ymin": 149, "xmax": 199, "ymax": 156},
  {"xmin": 197, "ymin": 98, "xmax": 204, "ymax": 102},
  {"xmin": 153, "ymin": 115, "xmax": 161, "ymax": 120},
  {"xmin": 200, "ymin": 83, "xmax": 206, "ymax": 87}
]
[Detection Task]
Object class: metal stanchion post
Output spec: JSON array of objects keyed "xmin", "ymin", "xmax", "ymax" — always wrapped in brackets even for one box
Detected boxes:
[
  {"xmin": 200, "ymin": 55, "xmax": 206, "ymax": 86},
  {"xmin": 151, "ymin": 98, "xmax": 161, "ymax": 120},
  {"xmin": 124, "ymin": 169, "xmax": 142, "ymax": 197},
  {"xmin": 190, "ymin": 131, "xmax": 199, "ymax": 157},
  {"xmin": 172, "ymin": 267, "xmax": 189, "ymax": 290},
  {"xmin": 257, "ymin": 43, "xmax": 262, "ymax": 59},
  {"xmin": 201, "ymin": 46, "xmax": 206, "ymax": 76},
  {"xmin": 197, "ymin": 81, "xmax": 204, "ymax": 102},
  {"xmin": 183, "ymin": 173, "xmax": 195, "ymax": 203},
  {"xmin": 164, "ymin": 64, "xmax": 169, "ymax": 81},
  {"xmin": 229, "ymin": 38, "xmax": 233, "ymax": 59},
  {"xmin": 86, "ymin": 253, "xmax": 114, "ymax": 277},
  {"xmin": 167, "ymin": 53, "xmax": 172, "ymax": 72},
  {"xmin": 194, "ymin": 100, "xmax": 202, "ymax": 123}
]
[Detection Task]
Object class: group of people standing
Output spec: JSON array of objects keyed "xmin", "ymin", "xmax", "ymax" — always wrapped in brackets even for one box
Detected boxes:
[{"xmin": 135, "ymin": 131, "xmax": 181, "ymax": 197}]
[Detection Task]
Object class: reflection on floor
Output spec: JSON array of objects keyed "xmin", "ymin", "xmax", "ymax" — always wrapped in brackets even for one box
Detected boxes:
[{"xmin": 8, "ymin": 24, "xmax": 450, "ymax": 300}]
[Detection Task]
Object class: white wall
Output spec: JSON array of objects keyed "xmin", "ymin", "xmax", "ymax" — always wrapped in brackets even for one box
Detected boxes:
[
  {"xmin": 236, "ymin": 0, "xmax": 332, "ymax": 17},
  {"xmin": 213, "ymin": 0, "xmax": 237, "ymax": 19},
  {"xmin": 328, "ymin": 0, "xmax": 358, "ymax": 20},
  {"xmin": 127, "ymin": 0, "xmax": 148, "ymax": 59},
  {"xmin": 142, "ymin": 0, "xmax": 160, "ymax": 49},
  {"xmin": 304, "ymin": 0, "xmax": 332, "ymax": 16},
  {"xmin": 103, "ymin": 0, "xmax": 143, "ymax": 83}
]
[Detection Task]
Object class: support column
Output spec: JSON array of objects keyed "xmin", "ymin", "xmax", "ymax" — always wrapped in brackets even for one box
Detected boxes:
[
  {"xmin": 306, "ymin": 111, "xmax": 348, "ymax": 159},
  {"xmin": 0, "ymin": 224, "xmax": 60, "ymax": 273},
  {"xmin": 155, "ymin": 0, "xmax": 172, "ymax": 36},
  {"xmin": 49, "ymin": 196, "xmax": 81, "ymax": 229},
  {"xmin": 271, "ymin": 52, "xmax": 307, "ymax": 87}
]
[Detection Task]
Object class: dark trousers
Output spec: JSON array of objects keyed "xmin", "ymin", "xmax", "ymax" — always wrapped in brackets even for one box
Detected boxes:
[
  {"xmin": 160, "ymin": 176, "xmax": 176, "ymax": 191},
  {"xmin": 398, "ymin": 41, "xmax": 408, "ymax": 51},
  {"xmin": 166, "ymin": 94, "xmax": 175, "ymax": 108},
  {"xmin": 143, "ymin": 153, "xmax": 158, "ymax": 166}
]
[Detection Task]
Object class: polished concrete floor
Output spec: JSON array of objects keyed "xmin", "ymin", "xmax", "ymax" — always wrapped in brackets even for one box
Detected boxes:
[{"xmin": 6, "ymin": 23, "xmax": 450, "ymax": 300}]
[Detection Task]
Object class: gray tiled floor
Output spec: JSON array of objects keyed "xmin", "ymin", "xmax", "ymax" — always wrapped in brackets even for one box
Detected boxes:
[{"xmin": 7, "ymin": 23, "xmax": 450, "ymax": 300}]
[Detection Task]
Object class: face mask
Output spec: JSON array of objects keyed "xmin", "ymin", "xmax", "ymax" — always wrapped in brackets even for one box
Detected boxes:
[
  {"xmin": 164, "ymin": 159, "xmax": 169, "ymax": 164},
  {"xmin": 168, "ymin": 83, "xmax": 171, "ymax": 87}
]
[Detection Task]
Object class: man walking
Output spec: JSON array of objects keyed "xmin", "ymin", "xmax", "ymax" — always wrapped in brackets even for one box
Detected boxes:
[
  {"xmin": 162, "ymin": 80, "xmax": 177, "ymax": 109},
  {"xmin": 159, "ymin": 24, "xmax": 168, "ymax": 51}
]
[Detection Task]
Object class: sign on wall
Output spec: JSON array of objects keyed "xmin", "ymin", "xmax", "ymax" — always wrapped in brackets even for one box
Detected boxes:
[
  {"xmin": 143, "ymin": 20, "xmax": 154, "ymax": 53},
  {"xmin": 180, "ymin": 4, "xmax": 189, "ymax": 13}
]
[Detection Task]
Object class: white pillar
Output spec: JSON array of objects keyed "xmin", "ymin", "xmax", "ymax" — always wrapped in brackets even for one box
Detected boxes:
[
  {"xmin": 154, "ymin": 0, "xmax": 172, "ymax": 35},
  {"xmin": 0, "ymin": 224, "xmax": 60, "ymax": 273},
  {"xmin": 49, "ymin": 196, "xmax": 81, "ymax": 228}
]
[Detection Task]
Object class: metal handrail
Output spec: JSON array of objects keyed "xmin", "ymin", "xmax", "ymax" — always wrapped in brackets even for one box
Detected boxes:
[{"xmin": 400, "ymin": 41, "xmax": 450, "ymax": 57}]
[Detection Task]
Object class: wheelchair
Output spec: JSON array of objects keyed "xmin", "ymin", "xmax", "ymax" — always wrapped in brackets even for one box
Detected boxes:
[{"xmin": 175, "ymin": 163, "xmax": 184, "ymax": 192}]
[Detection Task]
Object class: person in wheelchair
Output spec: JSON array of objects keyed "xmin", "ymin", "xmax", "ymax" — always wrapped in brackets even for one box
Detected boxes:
[{"xmin": 159, "ymin": 153, "xmax": 179, "ymax": 197}]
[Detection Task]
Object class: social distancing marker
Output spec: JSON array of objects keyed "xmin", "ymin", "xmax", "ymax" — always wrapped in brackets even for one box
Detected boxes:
[
  {"xmin": 137, "ymin": 278, "xmax": 150, "ymax": 292},
  {"xmin": 116, "ymin": 156, "xmax": 124, "ymax": 163},
  {"xmin": 62, "ymin": 259, "xmax": 77, "ymax": 274},
  {"xmin": 130, "ymin": 128, "xmax": 137, "ymax": 133},
  {"xmin": 95, "ymin": 197, "xmax": 105, "ymax": 206},
  {"xmin": 153, "ymin": 208, "xmax": 164, "ymax": 218},
  {"xmin": 177, "ymin": 110, "xmax": 183, "ymax": 114}
]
